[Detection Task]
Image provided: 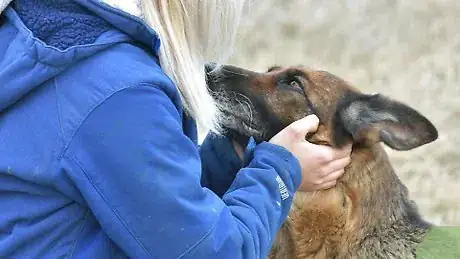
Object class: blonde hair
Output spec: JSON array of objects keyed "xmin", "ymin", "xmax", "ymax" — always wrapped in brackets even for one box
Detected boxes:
[{"xmin": 139, "ymin": 0, "xmax": 247, "ymax": 136}]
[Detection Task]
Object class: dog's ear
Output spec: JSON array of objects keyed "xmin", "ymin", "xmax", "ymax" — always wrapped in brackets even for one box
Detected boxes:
[{"xmin": 333, "ymin": 93, "xmax": 438, "ymax": 150}]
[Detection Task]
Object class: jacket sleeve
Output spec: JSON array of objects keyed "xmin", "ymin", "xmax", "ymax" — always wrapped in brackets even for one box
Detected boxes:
[
  {"xmin": 199, "ymin": 133, "xmax": 244, "ymax": 197},
  {"xmin": 60, "ymin": 83, "xmax": 302, "ymax": 259}
]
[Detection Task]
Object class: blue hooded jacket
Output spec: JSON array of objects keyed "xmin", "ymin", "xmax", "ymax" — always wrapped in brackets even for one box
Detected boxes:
[{"xmin": 0, "ymin": 1, "xmax": 302, "ymax": 258}]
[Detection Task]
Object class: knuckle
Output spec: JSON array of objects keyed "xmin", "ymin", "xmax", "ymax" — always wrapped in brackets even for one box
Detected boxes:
[
  {"xmin": 313, "ymin": 178, "xmax": 323, "ymax": 185},
  {"xmin": 313, "ymin": 150, "xmax": 324, "ymax": 160},
  {"xmin": 318, "ymin": 150, "xmax": 333, "ymax": 163},
  {"xmin": 287, "ymin": 127, "xmax": 303, "ymax": 139},
  {"xmin": 318, "ymin": 168, "xmax": 325, "ymax": 176},
  {"xmin": 319, "ymin": 168, "xmax": 329, "ymax": 176},
  {"xmin": 325, "ymin": 152, "xmax": 335, "ymax": 162}
]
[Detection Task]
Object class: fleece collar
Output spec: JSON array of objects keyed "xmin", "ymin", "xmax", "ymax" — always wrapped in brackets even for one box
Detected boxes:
[
  {"xmin": 74, "ymin": 0, "xmax": 160, "ymax": 52},
  {"xmin": 5, "ymin": 0, "xmax": 160, "ymax": 53},
  {"xmin": 14, "ymin": 0, "xmax": 113, "ymax": 50}
]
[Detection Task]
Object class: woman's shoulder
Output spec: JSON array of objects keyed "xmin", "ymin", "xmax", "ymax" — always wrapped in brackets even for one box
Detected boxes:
[
  {"xmin": 71, "ymin": 42, "xmax": 176, "ymax": 94},
  {"xmin": 55, "ymin": 42, "xmax": 183, "ymax": 140},
  {"xmin": 58, "ymin": 41, "xmax": 180, "ymax": 105}
]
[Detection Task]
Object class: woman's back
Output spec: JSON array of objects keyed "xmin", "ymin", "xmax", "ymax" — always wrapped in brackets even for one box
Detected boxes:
[{"xmin": 0, "ymin": 1, "xmax": 189, "ymax": 257}]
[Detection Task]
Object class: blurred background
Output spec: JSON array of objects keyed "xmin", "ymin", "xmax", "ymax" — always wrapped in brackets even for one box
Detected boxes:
[{"xmin": 229, "ymin": 0, "xmax": 460, "ymax": 225}]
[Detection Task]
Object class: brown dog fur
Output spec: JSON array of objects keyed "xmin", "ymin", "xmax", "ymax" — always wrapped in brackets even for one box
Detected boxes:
[{"xmin": 205, "ymin": 64, "xmax": 438, "ymax": 259}]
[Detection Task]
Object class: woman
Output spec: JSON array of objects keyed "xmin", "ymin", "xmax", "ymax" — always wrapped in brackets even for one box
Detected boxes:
[{"xmin": 0, "ymin": 0, "xmax": 351, "ymax": 258}]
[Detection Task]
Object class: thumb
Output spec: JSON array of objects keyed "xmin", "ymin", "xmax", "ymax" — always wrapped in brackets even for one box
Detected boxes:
[{"xmin": 285, "ymin": 114, "xmax": 320, "ymax": 140}]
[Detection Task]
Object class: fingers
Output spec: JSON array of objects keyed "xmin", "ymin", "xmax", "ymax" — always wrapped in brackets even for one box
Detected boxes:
[
  {"xmin": 320, "ymin": 168, "xmax": 345, "ymax": 183},
  {"xmin": 319, "ymin": 156, "xmax": 351, "ymax": 177},
  {"xmin": 316, "ymin": 180, "xmax": 338, "ymax": 190},
  {"xmin": 314, "ymin": 169, "xmax": 345, "ymax": 190},
  {"xmin": 309, "ymin": 143, "xmax": 352, "ymax": 165},
  {"xmin": 284, "ymin": 115, "xmax": 320, "ymax": 140}
]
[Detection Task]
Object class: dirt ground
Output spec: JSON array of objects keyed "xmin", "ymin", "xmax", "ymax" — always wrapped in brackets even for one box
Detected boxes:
[{"xmin": 229, "ymin": 0, "xmax": 460, "ymax": 225}]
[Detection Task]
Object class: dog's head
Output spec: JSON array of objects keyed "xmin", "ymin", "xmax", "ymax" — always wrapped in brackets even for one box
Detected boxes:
[{"xmin": 205, "ymin": 63, "xmax": 438, "ymax": 151}]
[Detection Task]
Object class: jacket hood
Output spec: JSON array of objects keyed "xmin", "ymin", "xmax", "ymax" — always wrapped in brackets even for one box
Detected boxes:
[{"xmin": 0, "ymin": 0, "xmax": 160, "ymax": 113}]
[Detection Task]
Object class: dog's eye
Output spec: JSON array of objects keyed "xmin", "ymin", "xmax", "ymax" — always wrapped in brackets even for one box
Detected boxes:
[{"xmin": 289, "ymin": 79, "xmax": 303, "ymax": 91}]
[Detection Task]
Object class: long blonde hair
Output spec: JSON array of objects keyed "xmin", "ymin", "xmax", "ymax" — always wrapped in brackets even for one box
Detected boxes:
[{"xmin": 139, "ymin": 0, "xmax": 247, "ymax": 137}]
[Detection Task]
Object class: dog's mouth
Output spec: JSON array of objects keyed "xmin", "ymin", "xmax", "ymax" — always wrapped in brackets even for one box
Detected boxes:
[{"xmin": 220, "ymin": 109, "xmax": 262, "ymax": 136}]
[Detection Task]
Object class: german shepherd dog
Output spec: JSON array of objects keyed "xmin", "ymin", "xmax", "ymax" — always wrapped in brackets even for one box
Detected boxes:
[{"xmin": 205, "ymin": 63, "xmax": 438, "ymax": 259}]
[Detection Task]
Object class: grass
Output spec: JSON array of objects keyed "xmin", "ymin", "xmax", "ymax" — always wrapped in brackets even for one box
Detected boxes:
[{"xmin": 229, "ymin": 0, "xmax": 460, "ymax": 226}]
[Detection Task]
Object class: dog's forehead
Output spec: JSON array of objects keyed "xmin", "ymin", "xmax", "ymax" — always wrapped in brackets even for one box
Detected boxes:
[
  {"xmin": 306, "ymin": 70, "xmax": 364, "ymax": 100},
  {"xmin": 262, "ymin": 66, "xmax": 362, "ymax": 111},
  {"xmin": 267, "ymin": 66, "xmax": 354, "ymax": 89},
  {"xmin": 305, "ymin": 69, "xmax": 349, "ymax": 88}
]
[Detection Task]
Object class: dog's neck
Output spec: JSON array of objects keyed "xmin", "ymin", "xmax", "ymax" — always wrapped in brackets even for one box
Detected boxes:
[
  {"xmin": 342, "ymin": 145, "xmax": 432, "ymax": 258},
  {"xmin": 284, "ymin": 144, "xmax": 432, "ymax": 258}
]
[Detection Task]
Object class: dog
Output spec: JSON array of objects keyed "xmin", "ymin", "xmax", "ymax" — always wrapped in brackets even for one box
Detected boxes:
[{"xmin": 205, "ymin": 63, "xmax": 438, "ymax": 258}]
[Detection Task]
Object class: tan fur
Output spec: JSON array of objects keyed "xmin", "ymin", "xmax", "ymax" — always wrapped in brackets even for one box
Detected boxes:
[{"xmin": 272, "ymin": 145, "xmax": 398, "ymax": 258}]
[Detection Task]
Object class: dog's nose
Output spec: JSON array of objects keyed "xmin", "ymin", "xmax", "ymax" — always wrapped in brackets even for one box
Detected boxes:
[{"xmin": 205, "ymin": 62, "xmax": 217, "ymax": 74}]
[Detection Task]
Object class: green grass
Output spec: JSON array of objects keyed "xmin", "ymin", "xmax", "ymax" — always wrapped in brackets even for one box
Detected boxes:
[{"xmin": 416, "ymin": 227, "xmax": 460, "ymax": 258}]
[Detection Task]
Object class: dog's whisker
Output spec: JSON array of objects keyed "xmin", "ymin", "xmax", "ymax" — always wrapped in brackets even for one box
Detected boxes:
[
  {"xmin": 221, "ymin": 67, "xmax": 250, "ymax": 77},
  {"xmin": 234, "ymin": 92, "xmax": 255, "ymax": 126}
]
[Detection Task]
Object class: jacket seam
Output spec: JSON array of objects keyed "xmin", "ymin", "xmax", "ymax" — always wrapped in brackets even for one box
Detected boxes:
[
  {"xmin": 58, "ymin": 82, "xmax": 164, "ymax": 159},
  {"xmin": 54, "ymin": 78, "xmax": 66, "ymax": 146},
  {"xmin": 175, "ymin": 208, "xmax": 232, "ymax": 259},
  {"xmin": 67, "ymin": 154, "xmax": 153, "ymax": 258},
  {"xmin": 175, "ymin": 208, "xmax": 256, "ymax": 259}
]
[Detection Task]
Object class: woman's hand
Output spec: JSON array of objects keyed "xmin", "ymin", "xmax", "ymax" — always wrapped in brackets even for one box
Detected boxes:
[{"xmin": 269, "ymin": 115, "xmax": 352, "ymax": 192}]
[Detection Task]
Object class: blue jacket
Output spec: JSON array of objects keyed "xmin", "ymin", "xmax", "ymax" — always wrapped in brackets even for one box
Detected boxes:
[{"xmin": 0, "ymin": 1, "xmax": 302, "ymax": 258}]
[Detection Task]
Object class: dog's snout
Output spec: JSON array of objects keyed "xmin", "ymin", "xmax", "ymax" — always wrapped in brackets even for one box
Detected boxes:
[
  {"xmin": 205, "ymin": 62, "xmax": 217, "ymax": 74},
  {"xmin": 205, "ymin": 63, "xmax": 254, "ymax": 92}
]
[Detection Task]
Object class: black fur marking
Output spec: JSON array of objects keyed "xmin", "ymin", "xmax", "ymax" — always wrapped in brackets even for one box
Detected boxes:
[
  {"xmin": 332, "ymin": 91, "xmax": 362, "ymax": 148},
  {"xmin": 402, "ymin": 199, "xmax": 433, "ymax": 230}
]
